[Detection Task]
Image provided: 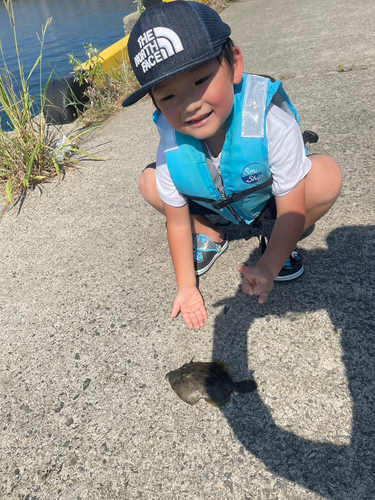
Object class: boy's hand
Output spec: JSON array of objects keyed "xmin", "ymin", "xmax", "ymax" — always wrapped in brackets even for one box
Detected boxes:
[
  {"xmin": 237, "ymin": 265, "xmax": 274, "ymax": 304},
  {"xmin": 171, "ymin": 286, "xmax": 208, "ymax": 330}
]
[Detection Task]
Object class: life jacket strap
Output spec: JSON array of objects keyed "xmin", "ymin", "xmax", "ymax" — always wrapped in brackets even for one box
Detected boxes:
[{"xmin": 184, "ymin": 177, "xmax": 273, "ymax": 210}]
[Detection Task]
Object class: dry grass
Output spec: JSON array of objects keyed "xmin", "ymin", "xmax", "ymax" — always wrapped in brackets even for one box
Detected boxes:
[
  {"xmin": 207, "ymin": 0, "xmax": 234, "ymax": 12},
  {"xmin": 0, "ymin": 0, "xmax": 104, "ymax": 208},
  {"xmin": 73, "ymin": 60, "xmax": 140, "ymax": 127}
]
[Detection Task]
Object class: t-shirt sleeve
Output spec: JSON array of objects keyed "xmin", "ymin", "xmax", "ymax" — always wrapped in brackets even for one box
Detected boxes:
[
  {"xmin": 266, "ymin": 104, "xmax": 312, "ymax": 197},
  {"xmin": 155, "ymin": 142, "xmax": 187, "ymax": 208}
]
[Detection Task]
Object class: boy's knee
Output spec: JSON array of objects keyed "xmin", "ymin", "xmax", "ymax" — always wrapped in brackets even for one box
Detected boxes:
[
  {"xmin": 328, "ymin": 157, "xmax": 343, "ymax": 200},
  {"xmin": 311, "ymin": 154, "xmax": 342, "ymax": 201},
  {"xmin": 139, "ymin": 163, "xmax": 156, "ymax": 201},
  {"xmin": 322, "ymin": 157, "xmax": 342, "ymax": 208},
  {"xmin": 138, "ymin": 163, "xmax": 165, "ymax": 214},
  {"xmin": 138, "ymin": 171, "xmax": 148, "ymax": 197}
]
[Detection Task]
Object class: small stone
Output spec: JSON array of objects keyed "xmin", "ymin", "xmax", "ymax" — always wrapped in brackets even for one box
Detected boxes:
[{"xmin": 83, "ymin": 378, "xmax": 91, "ymax": 390}]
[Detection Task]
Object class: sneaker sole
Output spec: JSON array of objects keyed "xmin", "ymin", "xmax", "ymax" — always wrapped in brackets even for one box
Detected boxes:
[
  {"xmin": 274, "ymin": 263, "xmax": 304, "ymax": 282},
  {"xmin": 195, "ymin": 238, "xmax": 229, "ymax": 276}
]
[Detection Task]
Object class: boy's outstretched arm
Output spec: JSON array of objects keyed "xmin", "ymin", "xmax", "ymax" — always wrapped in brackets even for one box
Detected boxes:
[
  {"xmin": 163, "ymin": 201, "xmax": 208, "ymax": 330},
  {"xmin": 238, "ymin": 179, "xmax": 306, "ymax": 303}
]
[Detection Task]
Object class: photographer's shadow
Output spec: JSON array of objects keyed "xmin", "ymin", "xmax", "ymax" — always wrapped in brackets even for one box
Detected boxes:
[{"xmin": 212, "ymin": 225, "xmax": 375, "ymax": 499}]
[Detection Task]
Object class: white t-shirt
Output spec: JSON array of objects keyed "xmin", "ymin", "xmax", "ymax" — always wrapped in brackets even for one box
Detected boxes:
[{"xmin": 155, "ymin": 104, "xmax": 312, "ymax": 208}]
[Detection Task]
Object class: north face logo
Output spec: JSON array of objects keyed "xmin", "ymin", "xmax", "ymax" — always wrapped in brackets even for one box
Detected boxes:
[{"xmin": 134, "ymin": 27, "xmax": 184, "ymax": 73}]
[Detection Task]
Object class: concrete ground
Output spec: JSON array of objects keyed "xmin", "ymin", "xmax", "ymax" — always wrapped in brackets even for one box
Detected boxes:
[{"xmin": 1, "ymin": 0, "xmax": 374, "ymax": 498}]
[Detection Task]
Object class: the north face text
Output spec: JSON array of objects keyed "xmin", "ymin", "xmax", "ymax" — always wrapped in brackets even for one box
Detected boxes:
[{"xmin": 134, "ymin": 27, "xmax": 184, "ymax": 73}]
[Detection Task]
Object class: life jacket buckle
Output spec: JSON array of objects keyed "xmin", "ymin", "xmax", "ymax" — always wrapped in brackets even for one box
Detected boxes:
[{"xmin": 212, "ymin": 197, "xmax": 233, "ymax": 210}]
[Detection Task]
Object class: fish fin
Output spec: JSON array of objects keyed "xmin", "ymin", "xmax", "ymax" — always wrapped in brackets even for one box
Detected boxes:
[
  {"xmin": 205, "ymin": 400, "xmax": 220, "ymax": 407},
  {"xmin": 205, "ymin": 396, "xmax": 231, "ymax": 407},
  {"xmin": 233, "ymin": 380, "xmax": 257, "ymax": 393}
]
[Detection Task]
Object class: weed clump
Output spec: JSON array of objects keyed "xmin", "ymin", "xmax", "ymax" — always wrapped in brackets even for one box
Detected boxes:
[
  {"xmin": 0, "ymin": 0, "xmax": 94, "ymax": 206},
  {"xmin": 68, "ymin": 43, "xmax": 140, "ymax": 126}
]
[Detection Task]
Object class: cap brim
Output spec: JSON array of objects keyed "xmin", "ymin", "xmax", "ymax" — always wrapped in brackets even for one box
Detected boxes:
[
  {"xmin": 122, "ymin": 81, "xmax": 155, "ymax": 107},
  {"xmin": 122, "ymin": 46, "xmax": 225, "ymax": 108}
]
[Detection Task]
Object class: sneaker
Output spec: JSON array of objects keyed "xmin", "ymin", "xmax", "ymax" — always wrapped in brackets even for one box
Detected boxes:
[
  {"xmin": 274, "ymin": 249, "xmax": 304, "ymax": 282},
  {"xmin": 193, "ymin": 234, "xmax": 228, "ymax": 276}
]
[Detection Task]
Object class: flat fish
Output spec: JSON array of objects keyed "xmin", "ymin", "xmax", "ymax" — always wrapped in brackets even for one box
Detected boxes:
[{"xmin": 166, "ymin": 360, "xmax": 257, "ymax": 407}]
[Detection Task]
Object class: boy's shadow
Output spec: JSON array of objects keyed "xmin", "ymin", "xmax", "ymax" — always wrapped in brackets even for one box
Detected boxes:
[{"xmin": 211, "ymin": 225, "xmax": 375, "ymax": 499}]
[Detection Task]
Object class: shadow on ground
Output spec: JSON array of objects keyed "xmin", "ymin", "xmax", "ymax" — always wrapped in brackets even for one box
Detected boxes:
[{"xmin": 212, "ymin": 225, "xmax": 375, "ymax": 499}]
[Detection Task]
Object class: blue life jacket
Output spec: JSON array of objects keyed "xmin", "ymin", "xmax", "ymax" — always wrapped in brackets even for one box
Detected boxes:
[{"xmin": 153, "ymin": 73, "xmax": 301, "ymax": 225}]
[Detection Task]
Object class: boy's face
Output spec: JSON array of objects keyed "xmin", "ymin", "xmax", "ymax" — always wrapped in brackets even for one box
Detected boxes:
[{"xmin": 152, "ymin": 47, "xmax": 243, "ymax": 152}]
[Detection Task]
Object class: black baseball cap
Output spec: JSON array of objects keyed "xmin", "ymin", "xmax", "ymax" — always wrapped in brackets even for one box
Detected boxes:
[{"xmin": 122, "ymin": 0, "xmax": 231, "ymax": 107}]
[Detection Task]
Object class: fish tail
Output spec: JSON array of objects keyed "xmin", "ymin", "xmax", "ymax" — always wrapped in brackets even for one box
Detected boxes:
[{"xmin": 233, "ymin": 380, "xmax": 257, "ymax": 393}]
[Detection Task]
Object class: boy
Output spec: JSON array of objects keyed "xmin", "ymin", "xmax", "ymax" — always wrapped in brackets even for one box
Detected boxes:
[{"xmin": 122, "ymin": 1, "xmax": 342, "ymax": 330}]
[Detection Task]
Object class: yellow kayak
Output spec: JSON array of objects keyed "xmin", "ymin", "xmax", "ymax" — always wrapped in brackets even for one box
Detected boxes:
[{"xmin": 81, "ymin": 35, "xmax": 131, "ymax": 75}]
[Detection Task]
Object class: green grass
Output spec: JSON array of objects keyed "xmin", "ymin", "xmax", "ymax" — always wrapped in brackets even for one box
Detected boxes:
[
  {"xmin": 0, "ymin": 0, "xmax": 231, "ymax": 207},
  {"xmin": 0, "ymin": 0, "xmax": 99, "ymax": 207},
  {"xmin": 68, "ymin": 43, "xmax": 140, "ymax": 127}
]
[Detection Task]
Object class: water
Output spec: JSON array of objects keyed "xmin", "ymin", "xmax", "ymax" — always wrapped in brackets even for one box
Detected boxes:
[{"xmin": 0, "ymin": 0, "xmax": 137, "ymax": 129}]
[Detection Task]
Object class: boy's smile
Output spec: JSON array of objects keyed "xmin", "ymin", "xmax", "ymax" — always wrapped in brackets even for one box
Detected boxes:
[
  {"xmin": 185, "ymin": 111, "xmax": 213, "ymax": 127},
  {"xmin": 152, "ymin": 47, "xmax": 244, "ymax": 156}
]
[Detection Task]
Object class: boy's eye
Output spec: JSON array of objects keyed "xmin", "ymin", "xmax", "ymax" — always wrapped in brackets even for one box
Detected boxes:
[
  {"xmin": 195, "ymin": 76, "xmax": 209, "ymax": 86},
  {"xmin": 162, "ymin": 94, "xmax": 174, "ymax": 102}
]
